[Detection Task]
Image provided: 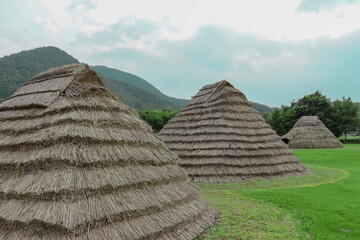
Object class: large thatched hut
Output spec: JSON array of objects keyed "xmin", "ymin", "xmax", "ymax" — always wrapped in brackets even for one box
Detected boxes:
[
  {"xmin": 158, "ymin": 80, "xmax": 308, "ymax": 183},
  {"xmin": 0, "ymin": 63, "xmax": 217, "ymax": 239},
  {"xmin": 282, "ymin": 116, "xmax": 343, "ymax": 149}
]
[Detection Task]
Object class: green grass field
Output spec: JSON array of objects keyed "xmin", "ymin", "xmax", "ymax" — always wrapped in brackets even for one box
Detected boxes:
[{"xmin": 198, "ymin": 144, "xmax": 360, "ymax": 240}]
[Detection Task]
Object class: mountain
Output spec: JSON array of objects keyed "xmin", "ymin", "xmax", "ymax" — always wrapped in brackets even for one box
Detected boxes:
[
  {"xmin": 0, "ymin": 47, "xmax": 179, "ymax": 109},
  {"xmin": 0, "ymin": 46, "xmax": 79, "ymax": 101},
  {"xmin": 0, "ymin": 46, "xmax": 275, "ymax": 113},
  {"xmin": 251, "ymin": 102, "xmax": 275, "ymax": 114},
  {"xmin": 98, "ymin": 73, "xmax": 179, "ymax": 110},
  {"xmin": 92, "ymin": 66, "xmax": 276, "ymax": 113},
  {"xmin": 92, "ymin": 65, "xmax": 188, "ymax": 107}
]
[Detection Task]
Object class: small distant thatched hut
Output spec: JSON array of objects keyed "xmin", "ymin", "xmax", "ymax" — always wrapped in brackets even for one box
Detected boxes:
[
  {"xmin": 0, "ymin": 63, "xmax": 217, "ymax": 239},
  {"xmin": 158, "ymin": 80, "xmax": 308, "ymax": 183},
  {"xmin": 282, "ymin": 116, "xmax": 344, "ymax": 149}
]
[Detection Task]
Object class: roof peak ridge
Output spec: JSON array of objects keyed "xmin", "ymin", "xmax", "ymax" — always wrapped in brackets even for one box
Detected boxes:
[
  {"xmin": 30, "ymin": 63, "xmax": 87, "ymax": 82},
  {"xmin": 0, "ymin": 63, "xmax": 103, "ymax": 110},
  {"xmin": 205, "ymin": 80, "xmax": 232, "ymax": 102}
]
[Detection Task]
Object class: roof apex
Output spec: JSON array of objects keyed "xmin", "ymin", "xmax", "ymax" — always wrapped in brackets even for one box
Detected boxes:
[
  {"xmin": 30, "ymin": 63, "xmax": 88, "ymax": 82},
  {"xmin": 0, "ymin": 63, "xmax": 104, "ymax": 110},
  {"xmin": 201, "ymin": 79, "xmax": 233, "ymax": 91}
]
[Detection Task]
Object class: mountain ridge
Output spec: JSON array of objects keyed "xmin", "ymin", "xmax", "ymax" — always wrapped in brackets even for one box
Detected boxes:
[
  {"xmin": 0, "ymin": 46, "xmax": 179, "ymax": 109},
  {"xmin": 0, "ymin": 46, "xmax": 275, "ymax": 113},
  {"xmin": 97, "ymin": 73, "xmax": 180, "ymax": 110},
  {"xmin": 92, "ymin": 65, "xmax": 188, "ymax": 107}
]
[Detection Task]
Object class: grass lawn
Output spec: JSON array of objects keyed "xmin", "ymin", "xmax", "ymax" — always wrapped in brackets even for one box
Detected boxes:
[{"xmin": 198, "ymin": 144, "xmax": 360, "ymax": 240}]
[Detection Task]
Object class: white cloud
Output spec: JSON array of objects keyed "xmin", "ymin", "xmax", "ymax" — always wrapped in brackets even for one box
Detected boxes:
[
  {"xmin": 79, "ymin": 24, "xmax": 359, "ymax": 106},
  {"xmin": 1, "ymin": 0, "xmax": 360, "ymax": 106},
  {"xmin": 80, "ymin": 0, "xmax": 360, "ymax": 40},
  {"xmin": 0, "ymin": 37, "xmax": 22, "ymax": 57},
  {"xmin": 37, "ymin": 0, "xmax": 72, "ymax": 25}
]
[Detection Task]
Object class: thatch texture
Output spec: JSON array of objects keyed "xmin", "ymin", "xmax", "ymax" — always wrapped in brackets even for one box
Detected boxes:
[
  {"xmin": 0, "ymin": 63, "xmax": 217, "ymax": 239},
  {"xmin": 158, "ymin": 80, "xmax": 308, "ymax": 183},
  {"xmin": 282, "ymin": 116, "xmax": 344, "ymax": 149}
]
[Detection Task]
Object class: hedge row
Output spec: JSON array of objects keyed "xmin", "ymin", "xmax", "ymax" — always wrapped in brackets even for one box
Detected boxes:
[{"xmin": 339, "ymin": 139, "xmax": 360, "ymax": 144}]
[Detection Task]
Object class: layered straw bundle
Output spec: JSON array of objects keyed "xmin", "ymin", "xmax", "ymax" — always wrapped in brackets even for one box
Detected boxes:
[
  {"xmin": 0, "ymin": 63, "xmax": 217, "ymax": 239},
  {"xmin": 282, "ymin": 116, "xmax": 343, "ymax": 149},
  {"xmin": 158, "ymin": 80, "xmax": 308, "ymax": 183}
]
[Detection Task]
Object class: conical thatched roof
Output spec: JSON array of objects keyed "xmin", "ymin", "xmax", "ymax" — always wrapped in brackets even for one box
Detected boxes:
[
  {"xmin": 158, "ymin": 80, "xmax": 308, "ymax": 183},
  {"xmin": 0, "ymin": 63, "xmax": 217, "ymax": 239},
  {"xmin": 282, "ymin": 116, "xmax": 344, "ymax": 149}
]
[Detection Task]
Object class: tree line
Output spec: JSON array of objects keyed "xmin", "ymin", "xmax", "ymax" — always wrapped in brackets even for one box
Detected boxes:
[
  {"xmin": 262, "ymin": 91, "xmax": 360, "ymax": 140},
  {"xmin": 139, "ymin": 91, "xmax": 360, "ymax": 140}
]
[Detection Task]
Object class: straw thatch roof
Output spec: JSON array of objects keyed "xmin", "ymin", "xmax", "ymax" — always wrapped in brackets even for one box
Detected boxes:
[
  {"xmin": 0, "ymin": 63, "xmax": 217, "ymax": 239},
  {"xmin": 158, "ymin": 80, "xmax": 308, "ymax": 183},
  {"xmin": 282, "ymin": 116, "xmax": 344, "ymax": 149}
]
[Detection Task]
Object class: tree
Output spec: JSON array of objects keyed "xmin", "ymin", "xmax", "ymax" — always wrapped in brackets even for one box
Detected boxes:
[
  {"xmin": 280, "ymin": 105, "xmax": 297, "ymax": 135},
  {"xmin": 138, "ymin": 109, "xmax": 180, "ymax": 133},
  {"xmin": 290, "ymin": 91, "xmax": 338, "ymax": 133},
  {"xmin": 332, "ymin": 97, "xmax": 360, "ymax": 141},
  {"xmin": 261, "ymin": 113, "xmax": 271, "ymax": 124},
  {"xmin": 268, "ymin": 108, "xmax": 286, "ymax": 136},
  {"xmin": 291, "ymin": 91, "xmax": 332, "ymax": 117}
]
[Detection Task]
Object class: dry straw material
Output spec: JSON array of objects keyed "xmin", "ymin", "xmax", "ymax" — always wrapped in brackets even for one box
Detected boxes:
[
  {"xmin": 0, "ymin": 63, "xmax": 217, "ymax": 239},
  {"xmin": 158, "ymin": 80, "xmax": 308, "ymax": 183},
  {"xmin": 282, "ymin": 116, "xmax": 344, "ymax": 149}
]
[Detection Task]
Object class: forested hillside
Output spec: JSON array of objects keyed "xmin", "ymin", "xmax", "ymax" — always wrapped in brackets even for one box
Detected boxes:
[
  {"xmin": 98, "ymin": 73, "xmax": 179, "ymax": 110},
  {"xmin": 251, "ymin": 102, "xmax": 275, "ymax": 114},
  {"xmin": 92, "ymin": 66, "xmax": 275, "ymax": 113},
  {"xmin": 92, "ymin": 65, "xmax": 188, "ymax": 107}
]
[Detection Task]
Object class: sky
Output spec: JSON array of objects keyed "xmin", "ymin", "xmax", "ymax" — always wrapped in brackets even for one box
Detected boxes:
[{"xmin": 0, "ymin": 0, "xmax": 359, "ymax": 106}]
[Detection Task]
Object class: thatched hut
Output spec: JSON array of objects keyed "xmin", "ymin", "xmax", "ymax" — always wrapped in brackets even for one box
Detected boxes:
[
  {"xmin": 0, "ymin": 63, "xmax": 217, "ymax": 239},
  {"xmin": 158, "ymin": 80, "xmax": 308, "ymax": 183},
  {"xmin": 282, "ymin": 116, "xmax": 343, "ymax": 149}
]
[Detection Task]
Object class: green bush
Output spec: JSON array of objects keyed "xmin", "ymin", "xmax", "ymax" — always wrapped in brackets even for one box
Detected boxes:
[{"xmin": 138, "ymin": 109, "xmax": 180, "ymax": 133}]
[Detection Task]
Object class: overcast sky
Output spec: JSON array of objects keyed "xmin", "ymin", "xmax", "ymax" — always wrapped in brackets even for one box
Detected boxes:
[{"xmin": 1, "ymin": 0, "xmax": 359, "ymax": 106}]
